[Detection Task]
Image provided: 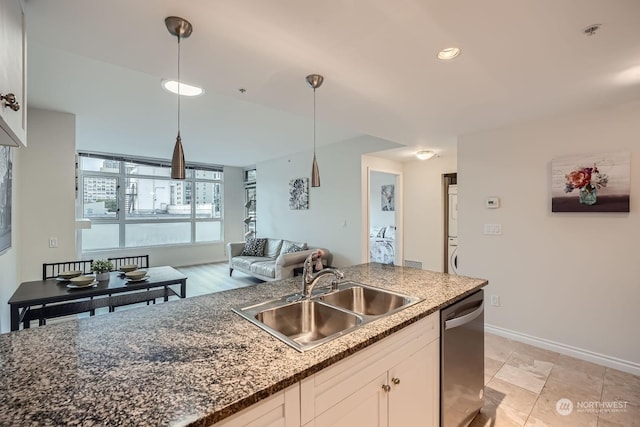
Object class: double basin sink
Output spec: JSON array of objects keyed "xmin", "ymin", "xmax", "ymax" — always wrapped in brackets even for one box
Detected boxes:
[{"xmin": 232, "ymin": 281, "xmax": 421, "ymax": 352}]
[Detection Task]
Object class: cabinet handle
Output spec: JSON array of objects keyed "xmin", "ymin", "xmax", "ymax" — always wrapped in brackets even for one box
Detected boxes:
[
  {"xmin": 381, "ymin": 384, "xmax": 391, "ymax": 392},
  {"xmin": 1, "ymin": 93, "xmax": 20, "ymax": 112},
  {"xmin": 392, "ymin": 377, "xmax": 400, "ymax": 385}
]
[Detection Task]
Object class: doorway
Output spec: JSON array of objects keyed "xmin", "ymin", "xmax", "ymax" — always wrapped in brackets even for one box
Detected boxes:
[
  {"xmin": 443, "ymin": 173, "xmax": 457, "ymax": 273},
  {"xmin": 369, "ymin": 171, "xmax": 399, "ymax": 265}
]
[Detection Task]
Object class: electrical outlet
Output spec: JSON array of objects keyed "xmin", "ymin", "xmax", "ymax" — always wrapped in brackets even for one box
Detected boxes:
[
  {"xmin": 490, "ymin": 295, "xmax": 500, "ymax": 307},
  {"xmin": 49, "ymin": 237, "xmax": 58, "ymax": 248}
]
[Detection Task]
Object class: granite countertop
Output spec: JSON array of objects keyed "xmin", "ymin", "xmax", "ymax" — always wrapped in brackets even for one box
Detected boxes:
[{"xmin": 0, "ymin": 263, "xmax": 487, "ymax": 426}]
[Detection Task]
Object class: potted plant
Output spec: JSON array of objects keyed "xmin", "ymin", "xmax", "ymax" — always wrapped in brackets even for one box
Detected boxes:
[{"xmin": 91, "ymin": 259, "xmax": 114, "ymax": 281}]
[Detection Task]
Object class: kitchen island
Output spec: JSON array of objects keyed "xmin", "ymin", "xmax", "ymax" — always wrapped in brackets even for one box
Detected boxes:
[{"xmin": 0, "ymin": 263, "xmax": 487, "ymax": 426}]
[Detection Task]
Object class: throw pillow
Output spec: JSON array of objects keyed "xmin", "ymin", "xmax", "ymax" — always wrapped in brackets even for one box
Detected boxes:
[
  {"xmin": 241, "ymin": 238, "xmax": 267, "ymax": 256},
  {"xmin": 281, "ymin": 240, "xmax": 307, "ymax": 254},
  {"xmin": 282, "ymin": 243, "xmax": 305, "ymax": 254}
]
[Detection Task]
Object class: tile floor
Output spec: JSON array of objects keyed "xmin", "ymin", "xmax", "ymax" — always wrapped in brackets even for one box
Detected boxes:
[{"xmin": 471, "ymin": 333, "xmax": 640, "ymax": 427}]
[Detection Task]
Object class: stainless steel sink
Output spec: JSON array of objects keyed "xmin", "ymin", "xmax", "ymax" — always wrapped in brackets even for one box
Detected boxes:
[
  {"xmin": 233, "ymin": 281, "xmax": 421, "ymax": 352},
  {"xmin": 234, "ymin": 299, "xmax": 362, "ymax": 352},
  {"xmin": 317, "ymin": 281, "xmax": 420, "ymax": 317}
]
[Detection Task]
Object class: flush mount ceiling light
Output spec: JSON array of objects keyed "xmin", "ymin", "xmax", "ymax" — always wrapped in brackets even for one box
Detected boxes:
[
  {"xmin": 306, "ymin": 74, "xmax": 324, "ymax": 188},
  {"xmin": 165, "ymin": 16, "xmax": 193, "ymax": 180},
  {"xmin": 416, "ymin": 150, "xmax": 436, "ymax": 160},
  {"xmin": 161, "ymin": 79, "xmax": 204, "ymax": 97},
  {"xmin": 437, "ymin": 47, "xmax": 461, "ymax": 60}
]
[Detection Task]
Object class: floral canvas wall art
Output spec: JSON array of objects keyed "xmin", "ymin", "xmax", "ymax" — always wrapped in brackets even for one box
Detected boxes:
[
  {"xmin": 551, "ymin": 151, "xmax": 630, "ymax": 212},
  {"xmin": 381, "ymin": 184, "xmax": 395, "ymax": 211},
  {"xmin": 289, "ymin": 178, "xmax": 309, "ymax": 210}
]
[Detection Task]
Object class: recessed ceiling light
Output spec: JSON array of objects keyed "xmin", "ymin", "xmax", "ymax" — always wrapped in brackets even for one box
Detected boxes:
[
  {"xmin": 437, "ymin": 47, "xmax": 461, "ymax": 60},
  {"xmin": 161, "ymin": 79, "xmax": 204, "ymax": 97},
  {"xmin": 416, "ymin": 150, "xmax": 436, "ymax": 160}
]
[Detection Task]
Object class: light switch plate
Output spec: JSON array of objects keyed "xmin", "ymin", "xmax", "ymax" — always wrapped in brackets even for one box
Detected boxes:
[{"xmin": 483, "ymin": 224, "xmax": 502, "ymax": 235}]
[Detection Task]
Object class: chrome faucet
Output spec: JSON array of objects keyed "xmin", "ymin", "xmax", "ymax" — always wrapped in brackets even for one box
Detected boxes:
[{"xmin": 302, "ymin": 250, "xmax": 344, "ymax": 299}]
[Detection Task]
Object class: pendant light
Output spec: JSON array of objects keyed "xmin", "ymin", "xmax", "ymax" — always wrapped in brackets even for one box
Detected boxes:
[
  {"xmin": 165, "ymin": 16, "xmax": 193, "ymax": 180},
  {"xmin": 306, "ymin": 74, "xmax": 324, "ymax": 187}
]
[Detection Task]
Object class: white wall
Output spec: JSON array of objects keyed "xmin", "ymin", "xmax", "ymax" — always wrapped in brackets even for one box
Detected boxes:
[
  {"xmin": 19, "ymin": 108, "xmax": 77, "ymax": 281},
  {"xmin": 258, "ymin": 136, "xmax": 399, "ymax": 267},
  {"xmin": 458, "ymin": 100, "xmax": 640, "ymax": 372},
  {"xmin": 403, "ymin": 155, "xmax": 457, "ymax": 272},
  {"xmin": 369, "ymin": 171, "xmax": 396, "ymax": 228},
  {"xmin": 0, "ymin": 147, "xmax": 19, "ymax": 332}
]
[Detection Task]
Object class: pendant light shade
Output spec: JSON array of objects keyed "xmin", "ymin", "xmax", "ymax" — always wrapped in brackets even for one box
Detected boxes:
[
  {"xmin": 171, "ymin": 134, "xmax": 186, "ymax": 179},
  {"xmin": 165, "ymin": 16, "xmax": 193, "ymax": 180},
  {"xmin": 306, "ymin": 74, "xmax": 324, "ymax": 187}
]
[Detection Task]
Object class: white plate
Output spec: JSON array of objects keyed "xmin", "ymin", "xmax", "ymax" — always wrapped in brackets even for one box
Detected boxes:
[
  {"xmin": 125, "ymin": 275, "xmax": 150, "ymax": 283},
  {"xmin": 66, "ymin": 280, "xmax": 98, "ymax": 289},
  {"xmin": 56, "ymin": 277, "xmax": 71, "ymax": 282}
]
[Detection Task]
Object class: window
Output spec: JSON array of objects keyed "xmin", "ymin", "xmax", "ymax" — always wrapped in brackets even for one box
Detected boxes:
[{"xmin": 78, "ymin": 153, "xmax": 223, "ymax": 250}]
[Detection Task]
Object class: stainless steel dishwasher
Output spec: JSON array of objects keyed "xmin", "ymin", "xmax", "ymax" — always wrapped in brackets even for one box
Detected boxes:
[{"xmin": 440, "ymin": 289, "xmax": 484, "ymax": 427}]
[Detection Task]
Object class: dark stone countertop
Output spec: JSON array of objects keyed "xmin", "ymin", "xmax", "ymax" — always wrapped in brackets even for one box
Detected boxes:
[{"xmin": 0, "ymin": 263, "xmax": 487, "ymax": 426}]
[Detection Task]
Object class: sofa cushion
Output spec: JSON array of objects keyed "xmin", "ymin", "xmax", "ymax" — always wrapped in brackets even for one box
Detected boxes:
[
  {"xmin": 264, "ymin": 239, "xmax": 283, "ymax": 258},
  {"xmin": 250, "ymin": 261, "xmax": 276, "ymax": 278},
  {"xmin": 282, "ymin": 240, "xmax": 308, "ymax": 254},
  {"xmin": 241, "ymin": 238, "xmax": 267, "ymax": 256},
  {"xmin": 231, "ymin": 256, "xmax": 267, "ymax": 271}
]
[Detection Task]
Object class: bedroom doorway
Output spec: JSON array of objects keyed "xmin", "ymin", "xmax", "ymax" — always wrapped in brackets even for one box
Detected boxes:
[{"xmin": 369, "ymin": 171, "xmax": 398, "ymax": 265}]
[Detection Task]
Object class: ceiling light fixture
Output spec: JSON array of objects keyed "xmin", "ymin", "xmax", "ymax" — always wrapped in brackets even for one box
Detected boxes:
[
  {"xmin": 165, "ymin": 16, "xmax": 193, "ymax": 180},
  {"xmin": 416, "ymin": 150, "xmax": 436, "ymax": 160},
  {"xmin": 306, "ymin": 74, "xmax": 324, "ymax": 188},
  {"xmin": 161, "ymin": 79, "xmax": 204, "ymax": 97},
  {"xmin": 437, "ymin": 47, "xmax": 461, "ymax": 60}
]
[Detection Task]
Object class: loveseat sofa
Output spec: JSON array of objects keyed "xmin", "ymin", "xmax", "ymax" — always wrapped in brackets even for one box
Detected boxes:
[{"xmin": 227, "ymin": 238, "xmax": 332, "ymax": 282}]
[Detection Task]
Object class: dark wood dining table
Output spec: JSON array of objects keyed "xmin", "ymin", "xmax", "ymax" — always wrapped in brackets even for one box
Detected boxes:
[{"xmin": 8, "ymin": 266, "xmax": 187, "ymax": 331}]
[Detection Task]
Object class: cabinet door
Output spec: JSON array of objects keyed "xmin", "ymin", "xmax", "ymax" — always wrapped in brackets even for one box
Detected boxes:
[
  {"xmin": 0, "ymin": 0, "xmax": 27, "ymax": 147},
  {"xmin": 215, "ymin": 383, "xmax": 300, "ymax": 427},
  {"xmin": 312, "ymin": 373, "xmax": 388, "ymax": 427},
  {"xmin": 388, "ymin": 339, "xmax": 439, "ymax": 427}
]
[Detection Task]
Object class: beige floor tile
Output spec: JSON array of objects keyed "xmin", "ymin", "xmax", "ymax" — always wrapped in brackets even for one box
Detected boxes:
[
  {"xmin": 470, "ymin": 400, "xmax": 526, "ymax": 427},
  {"xmin": 554, "ymin": 354, "xmax": 607, "ymax": 378},
  {"xmin": 512, "ymin": 343, "xmax": 560, "ymax": 365},
  {"xmin": 602, "ymin": 368, "xmax": 640, "ymax": 407},
  {"xmin": 506, "ymin": 352, "xmax": 554, "ymax": 381},
  {"xmin": 486, "ymin": 333, "xmax": 517, "ymax": 363},
  {"xmin": 597, "ymin": 402, "xmax": 640, "ymax": 427},
  {"xmin": 484, "ymin": 378, "xmax": 538, "ymax": 424},
  {"xmin": 526, "ymin": 392, "xmax": 598, "ymax": 427},
  {"xmin": 486, "ymin": 357, "xmax": 504, "ymax": 376},
  {"xmin": 547, "ymin": 364, "xmax": 604, "ymax": 399},
  {"xmin": 495, "ymin": 363, "xmax": 548, "ymax": 394}
]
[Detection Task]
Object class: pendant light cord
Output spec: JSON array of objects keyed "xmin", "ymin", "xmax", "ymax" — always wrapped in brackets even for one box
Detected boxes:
[
  {"xmin": 177, "ymin": 35, "xmax": 181, "ymax": 136},
  {"xmin": 313, "ymin": 88, "xmax": 316, "ymax": 154}
]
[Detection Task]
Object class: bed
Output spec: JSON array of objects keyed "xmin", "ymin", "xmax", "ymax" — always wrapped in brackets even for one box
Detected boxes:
[{"xmin": 369, "ymin": 225, "xmax": 395, "ymax": 264}]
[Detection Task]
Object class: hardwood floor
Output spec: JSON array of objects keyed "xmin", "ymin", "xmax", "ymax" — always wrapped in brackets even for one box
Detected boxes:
[{"xmin": 176, "ymin": 262, "xmax": 264, "ymax": 297}]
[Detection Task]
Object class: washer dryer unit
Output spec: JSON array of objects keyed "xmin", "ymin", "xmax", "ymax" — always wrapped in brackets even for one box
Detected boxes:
[{"xmin": 448, "ymin": 236, "xmax": 458, "ymax": 275}]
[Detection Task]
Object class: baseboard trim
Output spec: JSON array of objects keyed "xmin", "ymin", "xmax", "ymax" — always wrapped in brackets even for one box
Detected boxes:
[{"xmin": 485, "ymin": 323, "xmax": 640, "ymax": 376}]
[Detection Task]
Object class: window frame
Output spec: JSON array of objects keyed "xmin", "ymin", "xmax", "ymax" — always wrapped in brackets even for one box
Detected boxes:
[{"xmin": 77, "ymin": 152, "xmax": 224, "ymax": 251}]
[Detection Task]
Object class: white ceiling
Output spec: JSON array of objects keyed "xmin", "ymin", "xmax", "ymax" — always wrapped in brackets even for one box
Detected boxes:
[{"xmin": 24, "ymin": 0, "xmax": 640, "ymax": 167}]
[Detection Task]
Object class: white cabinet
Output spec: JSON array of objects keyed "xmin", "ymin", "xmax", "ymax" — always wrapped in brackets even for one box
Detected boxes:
[
  {"xmin": 214, "ymin": 383, "xmax": 300, "ymax": 427},
  {"xmin": 0, "ymin": 0, "xmax": 27, "ymax": 147},
  {"xmin": 301, "ymin": 313, "xmax": 440, "ymax": 427},
  {"xmin": 388, "ymin": 341, "xmax": 440, "ymax": 427}
]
